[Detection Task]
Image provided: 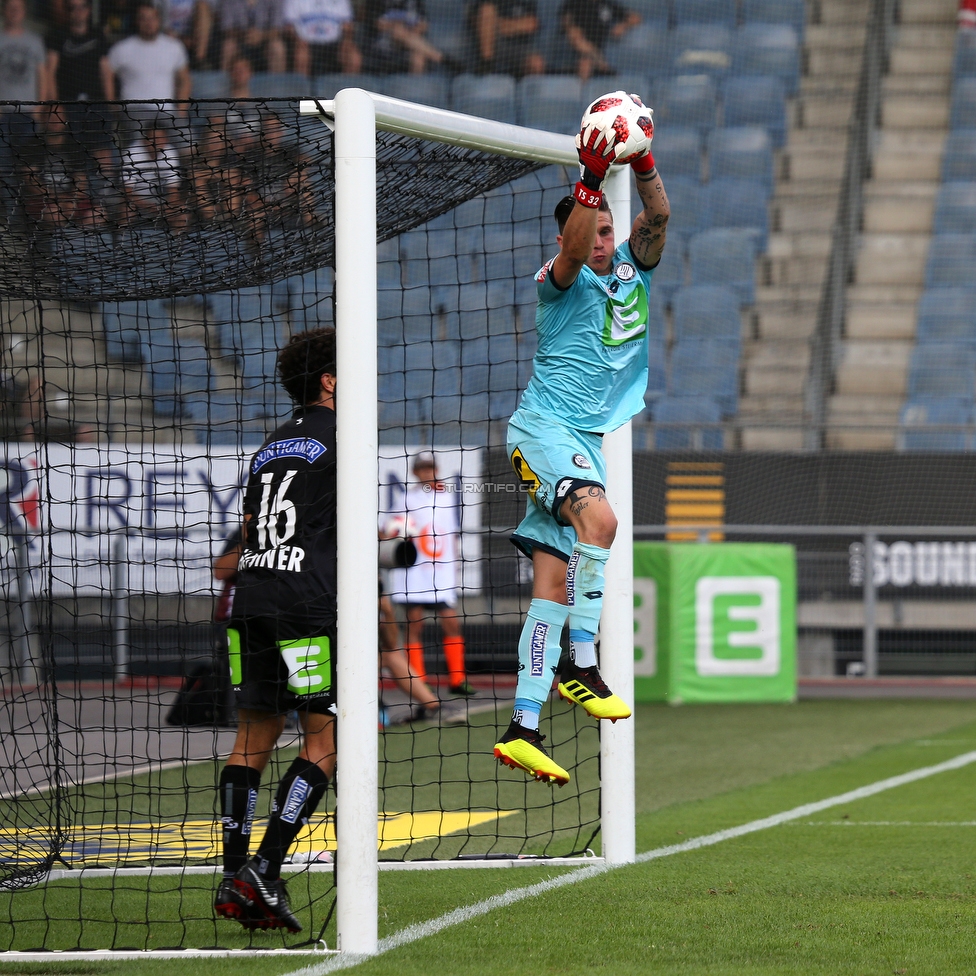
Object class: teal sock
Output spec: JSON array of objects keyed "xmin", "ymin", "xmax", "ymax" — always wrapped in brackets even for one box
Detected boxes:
[
  {"xmin": 566, "ymin": 542, "xmax": 610, "ymax": 637},
  {"xmin": 515, "ymin": 598, "xmax": 568, "ymax": 710}
]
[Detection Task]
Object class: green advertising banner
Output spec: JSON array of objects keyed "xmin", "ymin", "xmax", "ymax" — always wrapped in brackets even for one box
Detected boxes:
[{"xmin": 633, "ymin": 542, "xmax": 797, "ymax": 704}]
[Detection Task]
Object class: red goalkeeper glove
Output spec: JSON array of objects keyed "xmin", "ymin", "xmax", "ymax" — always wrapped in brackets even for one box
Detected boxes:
[
  {"xmin": 630, "ymin": 148, "xmax": 656, "ymax": 175},
  {"xmin": 574, "ymin": 124, "xmax": 616, "ymax": 208}
]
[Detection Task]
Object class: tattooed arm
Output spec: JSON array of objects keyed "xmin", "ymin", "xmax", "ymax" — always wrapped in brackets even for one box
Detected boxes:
[{"xmin": 628, "ymin": 166, "xmax": 669, "ymax": 270}]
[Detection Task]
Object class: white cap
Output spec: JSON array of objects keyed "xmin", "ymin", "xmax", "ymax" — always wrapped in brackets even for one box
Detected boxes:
[{"xmin": 412, "ymin": 451, "xmax": 436, "ymax": 471}]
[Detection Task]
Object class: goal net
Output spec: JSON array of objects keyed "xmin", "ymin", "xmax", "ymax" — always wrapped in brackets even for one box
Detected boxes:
[{"xmin": 0, "ymin": 92, "xmax": 632, "ymax": 956}]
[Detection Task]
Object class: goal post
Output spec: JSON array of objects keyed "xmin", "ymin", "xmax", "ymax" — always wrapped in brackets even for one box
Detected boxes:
[{"xmin": 303, "ymin": 89, "xmax": 638, "ymax": 956}]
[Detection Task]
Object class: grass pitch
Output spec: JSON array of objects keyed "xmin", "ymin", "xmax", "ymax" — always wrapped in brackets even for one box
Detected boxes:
[{"xmin": 2, "ymin": 699, "xmax": 976, "ymax": 975}]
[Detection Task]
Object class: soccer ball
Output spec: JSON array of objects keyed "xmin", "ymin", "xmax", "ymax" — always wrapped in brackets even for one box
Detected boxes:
[
  {"xmin": 383, "ymin": 512, "xmax": 419, "ymax": 539},
  {"xmin": 579, "ymin": 91, "xmax": 654, "ymax": 165}
]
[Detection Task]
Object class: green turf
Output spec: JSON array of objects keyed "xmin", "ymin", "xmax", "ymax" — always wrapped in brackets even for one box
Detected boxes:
[{"xmin": 1, "ymin": 699, "xmax": 976, "ymax": 974}]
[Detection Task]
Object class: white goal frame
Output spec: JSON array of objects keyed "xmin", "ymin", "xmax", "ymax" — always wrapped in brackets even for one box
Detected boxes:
[{"xmin": 299, "ymin": 89, "xmax": 637, "ymax": 957}]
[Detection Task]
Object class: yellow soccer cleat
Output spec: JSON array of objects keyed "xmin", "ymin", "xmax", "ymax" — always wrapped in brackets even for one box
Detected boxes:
[
  {"xmin": 493, "ymin": 722, "xmax": 570, "ymax": 786},
  {"xmin": 558, "ymin": 663, "xmax": 632, "ymax": 722}
]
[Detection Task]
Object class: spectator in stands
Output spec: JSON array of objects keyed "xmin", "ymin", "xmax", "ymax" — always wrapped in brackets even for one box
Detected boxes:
[
  {"xmin": 283, "ymin": 0, "xmax": 360, "ymax": 77},
  {"xmin": 217, "ymin": 0, "xmax": 286, "ymax": 73},
  {"xmin": 100, "ymin": 0, "xmax": 133, "ymax": 45},
  {"xmin": 961, "ymin": 0, "xmax": 976, "ymax": 29},
  {"xmin": 187, "ymin": 123, "xmax": 244, "ymax": 224},
  {"xmin": 108, "ymin": 3, "xmax": 192, "ymax": 122},
  {"xmin": 558, "ymin": 0, "xmax": 639, "ymax": 80},
  {"xmin": 363, "ymin": 0, "xmax": 458, "ymax": 75},
  {"xmin": 45, "ymin": 0, "xmax": 116, "ymax": 158},
  {"xmin": 227, "ymin": 51, "xmax": 252, "ymax": 96},
  {"xmin": 0, "ymin": 0, "xmax": 49, "ymax": 103},
  {"xmin": 120, "ymin": 119, "xmax": 185, "ymax": 227},
  {"xmin": 469, "ymin": 1, "xmax": 543, "ymax": 77},
  {"xmin": 161, "ymin": 0, "xmax": 215, "ymax": 69}
]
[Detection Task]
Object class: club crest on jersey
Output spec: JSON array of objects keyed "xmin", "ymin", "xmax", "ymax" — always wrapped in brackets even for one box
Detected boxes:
[
  {"xmin": 572, "ymin": 454, "xmax": 592, "ymax": 469},
  {"xmin": 615, "ymin": 262, "xmax": 636, "ymax": 281},
  {"xmin": 602, "ymin": 283, "xmax": 649, "ymax": 346}
]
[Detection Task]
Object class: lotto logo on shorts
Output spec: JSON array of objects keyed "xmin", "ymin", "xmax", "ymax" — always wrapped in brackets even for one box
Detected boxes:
[
  {"xmin": 529, "ymin": 622, "xmax": 548, "ymax": 676},
  {"xmin": 280, "ymin": 777, "xmax": 311, "ymax": 824}
]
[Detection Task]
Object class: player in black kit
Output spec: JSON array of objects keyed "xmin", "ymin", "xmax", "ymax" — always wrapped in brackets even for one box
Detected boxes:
[{"xmin": 214, "ymin": 327, "xmax": 338, "ymax": 933}]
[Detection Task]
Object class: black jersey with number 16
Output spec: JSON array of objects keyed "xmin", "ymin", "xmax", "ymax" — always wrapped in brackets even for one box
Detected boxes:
[{"xmin": 230, "ymin": 405, "xmax": 337, "ymax": 631}]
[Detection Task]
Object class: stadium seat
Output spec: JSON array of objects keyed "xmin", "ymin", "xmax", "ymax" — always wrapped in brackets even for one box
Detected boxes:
[
  {"xmin": 648, "ymin": 243, "xmax": 686, "ymax": 306},
  {"xmin": 646, "ymin": 287, "xmax": 666, "ymax": 344},
  {"xmin": 375, "ymin": 74, "xmax": 451, "ymax": 109},
  {"xmin": 451, "ymin": 74, "xmax": 517, "ymax": 124},
  {"xmin": 954, "ymin": 29, "xmax": 976, "ymax": 77},
  {"xmin": 949, "ymin": 79, "xmax": 976, "ymax": 130},
  {"xmin": 652, "ymin": 395, "xmax": 724, "ymax": 449},
  {"xmin": 941, "ymin": 130, "xmax": 976, "ymax": 181},
  {"xmin": 704, "ymin": 178, "xmax": 769, "ymax": 248},
  {"xmin": 424, "ymin": 0, "xmax": 469, "ymax": 60},
  {"xmin": 916, "ymin": 287, "xmax": 976, "ymax": 344},
  {"xmin": 626, "ymin": 0, "xmax": 671, "ymax": 20},
  {"xmin": 313, "ymin": 73, "xmax": 379, "ymax": 98},
  {"xmin": 732, "ymin": 24, "xmax": 801, "ymax": 96},
  {"xmin": 655, "ymin": 75, "xmax": 719, "ymax": 134},
  {"xmin": 721, "ymin": 75, "xmax": 787, "ymax": 147},
  {"xmin": 907, "ymin": 345, "xmax": 976, "ymax": 400},
  {"xmin": 645, "ymin": 176, "xmax": 704, "ymax": 252},
  {"xmin": 669, "ymin": 339, "xmax": 739, "ymax": 416},
  {"xmin": 672, "ymin": 0, "xmax": 736, "ymax": 26},
  {"xmin": 651, "ymin": 125, "xmax": 703, "ymax": 180},
  {"xmin": 689, "ymin": 228, "xmax": 759, "ymax": 305},
  {"xmin": 250, "ymin": 72, "xmax": 310, "ymax": 97},
  {"xmin": 899, "ymin": 398, "xmax": 973, "ymax": 452},
  {"xmin": 671, "ymin": 25, "xmax": 733, "ymax": 78},
  {"xmin": 742, "ymin": 0, "xmax": 806, "ymax": 37},
  {"xmin": 647, "ymin": 338, "xmax": 667, "ymax": 400},
  {"xmin": 933, "ymin": 183, "xmax": 976, "ymax": 234},
  {"xmin": 603, "ymin": 22, "xmax": 670, "ymax": 77},
  {"xmin": 672, "ymin": 285, "xmax": 742, "ymax": 342},
  {"xmin": 707, "ymin": 126, "xmax": 773, "ymax": 185},
  {"xmin": 190, "ymin": 70, "xmax": 228, "ymax": 98},
  {"xmin": 924, "ymin": 234, "xmax": 976, "ymax": 288},
  {"xmin": 286, "ymin": 266, "xmax": 334, "ymax": 329},
  {"xmin": 581, "ymin": 74, "xmax": 652, "ymax": 108},
  {"xmin": 517, "ymin": 75, "xmax": 583, "ymax": 133}
]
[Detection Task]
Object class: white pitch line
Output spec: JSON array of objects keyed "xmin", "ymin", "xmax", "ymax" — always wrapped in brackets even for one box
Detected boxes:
[{"xmin": 285, "ymin": 748, "xmax": 976, "ymax": 976}]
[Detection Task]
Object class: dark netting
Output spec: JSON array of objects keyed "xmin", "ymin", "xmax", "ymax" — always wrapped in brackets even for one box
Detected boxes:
[{"xmin": 0, "ymin": 99, "xmax": 542, "ymax": 302}]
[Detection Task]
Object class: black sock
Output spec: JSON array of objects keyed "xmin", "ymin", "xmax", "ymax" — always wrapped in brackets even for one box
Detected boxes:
[
  {"xmin": 254, "ymin": 758, "xmax": 329, "ymax": 879},
  {"xmin": 218, "ymin": 764, "xmax": 262, "ymax": 876}
]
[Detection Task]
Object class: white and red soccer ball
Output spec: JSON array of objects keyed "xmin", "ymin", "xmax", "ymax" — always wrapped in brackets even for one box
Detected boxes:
[{"xmin": 579, "ymin": 91, "xmax": 654, "ymax": 164}]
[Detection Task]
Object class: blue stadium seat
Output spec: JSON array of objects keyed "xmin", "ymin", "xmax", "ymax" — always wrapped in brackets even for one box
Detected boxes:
[
  {"xmin": 314, "ymin": 73, "xmax": 379, "ymax": 98},
  {"xmin": 916, "ymin": 287, "xmax": 976, "ymax": 344},
  {"xmin": 950, "ymin": 79, "xmax": 976, "ymax": 130},
  {"xmin": 626, "ymin": 0, "xmax": 671, "ymax": 20},
  {"xmin": 672, "ymin": 284, "xmax": 741, "ymax": 341},
  {"xmin": 286, "ymin": 266, "xmax": 334, "ymax": 329},
  {"xmin": 655, "ymin": 75, "xmax": 719, "ymax": 134},
  {"xmin": 924, "ymin": 234, "xmax": 976, "ymax": 287},
  {"xmin": 602, "ymin": 22, "xmax": 670, "ymax": 77},
  {"xmin": 942, "ymin": 130, "xmax": 976, "ymax": 181},
  {"xmin": 721, "ymin": 75, "xmax": 787, "ymax": 147},
  {"xmin": 424, "ymin": 0, "xmax": 469, "ymax": 60},
  {"xmin": 672, "ymin": 0, "xmax": 736, "ymax": 26},
  {"xmin": 732, "ymin": 24, "xmax": 800, "ymax": 95},
  {"xmin": 669, "ymin": 339, "xmax": 739, "ymax": 415},
  {"xmin": 518, "ymin": 75, "xmax": 583, "ymax": 133},
  {"xmin": 649, "ymin": 243, "xmax": 686, "ymax": 306},
  {"xmin": 375, "ymin": 73, "xmax": 451, "ymax": 108},
  {"xmin": 451, "ymin": 74, "xmax": 517, "ymax": 123},
  {"xmin": 647, "ymin": 287, "xmax": 666, "ymax": 343},
  {"xmin": 742, "ymin": 0, "xmax": 806, "ymax": 37},
  {"xmin": 954, "ymin": 29, "xmax": 976, "ymax": 78},
  {"xmin": 899, "ymin": 398, "xmax": 973, "ymax": 452},
  {"xmin": 647, "ymin": 338, "xmax": 667, "ymax": 401},
  {"xmin": 652, "ymin": 395, "xmax": 724, "ymax": 449},
  {"xmin": 704, "ymin": 178, "xmax": 769, "ymax": 248},
  {"xmin": 933, "ymin": 183, "xmax": 976, "ymax": 234},
  {"xmin": 190, "ymin": 70, "xmax": 228, "ymax": 98},
  {"xmin": 688, "ymin": 228, "xmax": 759, "ymax": 305},
  {"xmin": 643, "ymin": 175, "xmax": 703, "ymax": 252},
  {"xmin": 907, "ymin": 345, "xmax": 976, "ymax": 400},
  {"xmin": 707, "ymin": 126, "xmax": 773, "ymax": 185},
  {"xmin": 651, "ymin": 125, "xmax": 703, "ymax": 180},
  {"xmin": 250, "ymin": 72, "xmax": 310, "ymax": 97},
  {"xmin": 671, "ymin": 25, "xmax": 733, "ymax": 78}
]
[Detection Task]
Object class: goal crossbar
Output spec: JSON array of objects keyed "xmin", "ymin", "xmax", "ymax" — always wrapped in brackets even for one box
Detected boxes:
[{"xmin": 313, "ymin": 89, "xmax": 636, "ymax": 957}]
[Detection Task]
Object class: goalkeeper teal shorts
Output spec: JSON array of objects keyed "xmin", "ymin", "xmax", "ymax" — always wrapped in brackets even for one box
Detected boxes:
[{"xmin": 507, "ymin": 407, "xmax": 606, "ymax": 561}]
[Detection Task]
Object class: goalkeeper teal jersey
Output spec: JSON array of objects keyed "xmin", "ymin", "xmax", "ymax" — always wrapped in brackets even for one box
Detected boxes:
[{"xmin": 515, "ymin": 240, "xmax": 654, "ymax": 434}]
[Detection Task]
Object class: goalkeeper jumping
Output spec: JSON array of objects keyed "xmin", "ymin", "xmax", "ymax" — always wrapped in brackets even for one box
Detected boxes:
[{"xmin": 494, "ymin": 93, "xmax": 669, "ymax": 785}]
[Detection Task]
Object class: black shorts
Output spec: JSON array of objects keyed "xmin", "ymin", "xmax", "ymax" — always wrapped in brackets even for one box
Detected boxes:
[{"xmin": 227, "ymin": 616, "xmax": 336, "ymax": 716}]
